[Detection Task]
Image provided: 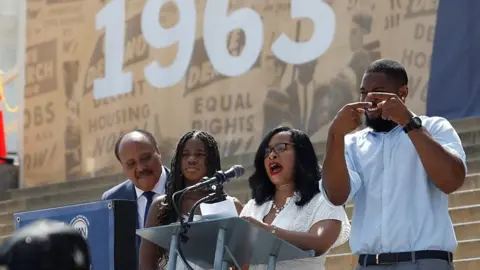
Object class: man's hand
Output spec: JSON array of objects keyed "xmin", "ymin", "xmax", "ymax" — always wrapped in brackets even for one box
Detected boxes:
[
  {"xmin": 368, "ymin": 93, "xmax": 413, "ymax": 126},
  {"xmin": 329, "ymin": 102, "xmax": 372, "ymax": 137}
]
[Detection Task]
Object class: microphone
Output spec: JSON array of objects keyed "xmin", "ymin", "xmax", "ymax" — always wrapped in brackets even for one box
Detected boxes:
[{"xmin": 186, "ymin": 165, "xmax": 245, "ymax": 191}]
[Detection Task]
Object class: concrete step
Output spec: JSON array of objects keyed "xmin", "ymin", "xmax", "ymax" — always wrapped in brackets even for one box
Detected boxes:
[
  {"xmin": 464, "ymin": 145, "xmax": 480, "ymax": 161},
  {"xmin": 0, "ymin": 234, "xmax": 10, "ymax": 245},
  {"xmin": 454, "ymin": 258, "xmax": 480, "ymax": 270},
  {"xmin": 0, "ymin": 223, "xmax": 13, "ymax": 236},
  {"xmin": 0, "ymin": 211, "xmax": 13, "ymax": 225},
  {"xmin": 8, "ymin": 173, "xmax": 125, "ymax": 200},
  {"xmin": 324, "ymin": 253, "xmax": 358, "ymax": 270},
  {"xmin": 456, "ymin": 239, "xmax": 480, "ymax": 260},
  {"xmin": 0, "ymin": 184, "xmax": 114, "ymax": 215},
  {"xmin": 329, "ymin": 242, "xmax": 350, "ymax": 255},
  {"xmin": 450, "ymin": 204, "xmax": 480, "ymax": 223},
  {"xmin": 454, "ymin": 221, "xmax": 480, "ymax": 241},
  {"xmin": 452, "ymin": 117, "xmax": 480, "ymax": 135},
  {"xmin": 458, "ymin": 128, "xmax": 480, "ymax": 147},
  {"xmin": 450, "ymin": 188, "xmax": 480, "ymax": 208},
  {"xmin": 459, "ymin": 174, "xmax": 480, "ymax": 191},
  {"xmin": 467, "ymin": 158, "xmax": 480, "ymax": 174},
  {"xmin": 329, "ymin": 221, "xmax": 480, "ymax": 255},
  {"xmin": 325, "ymin": 253, "xmax": 480, "ymax": 270}
]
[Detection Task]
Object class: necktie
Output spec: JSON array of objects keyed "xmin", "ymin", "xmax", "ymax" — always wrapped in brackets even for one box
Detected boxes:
[{"xmin": 143, "ymin": 191, "xmax": 155, "ymax": 227}]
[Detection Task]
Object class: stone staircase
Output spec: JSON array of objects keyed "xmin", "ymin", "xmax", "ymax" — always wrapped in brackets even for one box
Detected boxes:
[{"xmin": 0, "ymin": 118, "xmax": 478, "ymax": 269}]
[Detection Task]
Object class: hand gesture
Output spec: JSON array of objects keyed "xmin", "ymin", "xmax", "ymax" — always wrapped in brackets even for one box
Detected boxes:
[
  {"xmin": 329, "ymin": 102, "xmax": 372, "ymax": 137},
  {"xmin": 368, "ymin": 93, "xmax": 413, "ymax": 126}
]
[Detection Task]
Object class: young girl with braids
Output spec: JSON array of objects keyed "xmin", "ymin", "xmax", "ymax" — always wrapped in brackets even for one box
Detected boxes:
[{"xmin": 139, "ymin": 130, "xmax": 243, "ymax": 270}]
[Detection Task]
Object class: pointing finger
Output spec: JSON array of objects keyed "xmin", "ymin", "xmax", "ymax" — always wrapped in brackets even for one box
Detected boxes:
[
  {"xmin": 377, "ymin": 100, "xmax": 387, "ymax": 108},
  {"xmin": 347, "ymin": 102, "xmax": 372, "ymax": 109},
  {"xmin": 355, "ymin": 108, "xmax": 365, "ymax": 113}
]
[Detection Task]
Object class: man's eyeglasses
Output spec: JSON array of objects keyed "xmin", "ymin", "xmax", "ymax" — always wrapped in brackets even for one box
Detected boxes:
[{"xmin": 264, "ymin": 143, "xmax": 293, "ymax": 158}]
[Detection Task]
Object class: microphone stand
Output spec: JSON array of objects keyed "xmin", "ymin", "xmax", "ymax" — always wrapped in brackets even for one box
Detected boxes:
[
  {"xmin": 169, "ymin": 172, "xmax": 233, "ymax": 270},
  {"xmin": 169, "ymin": 181, "xmax": 225, "ymax": 270},
  {"xmin": 187, "ymin": 184, "xmax": 226, "ymax": 223},
  {"xmin": 170, "ymin": 188, "xmax": 195, "ymax": 270},
  {"xmin": 186, "ymin": 184, "xmax": 239, "ymax": 270}
]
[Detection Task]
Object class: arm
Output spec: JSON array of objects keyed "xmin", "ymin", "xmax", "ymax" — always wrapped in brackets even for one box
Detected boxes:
[
  {"xmin": 408, "ymin": 118, "xmax": 466, "ymax": 194},
  {"xmin": 267, "ymin": 219, "xmax": 341, "ymax": 256},
  {"xmin": 232, "ymin": 197, "xmax": 244, "ymax": 215},
  {"xmin": 234, "ymin": 219, "xmax": 341, "ymax": 270},
  {"xmin": 244, "ymin": 198, "xmax": 348, "ymax": 256},
  {"xmin": 321, "ymin": 133, "xmax": 362, "ymax": 206},
  {"xmin": 139, "ymin": 197, "xmax": 164, "ymax": 270},
  {"xmin": 321, "ymin": 133, "xmax": 350, "ymax": 205}
]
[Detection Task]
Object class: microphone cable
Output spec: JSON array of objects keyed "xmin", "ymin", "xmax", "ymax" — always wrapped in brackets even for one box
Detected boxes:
[{"xmin": 171, "ymin": 189, "xmax": 195, "ymax": 270}]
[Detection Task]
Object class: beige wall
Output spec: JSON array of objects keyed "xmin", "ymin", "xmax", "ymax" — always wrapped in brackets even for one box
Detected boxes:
[{"xmin": 23, "ymin": 0, "xmax": 439, "ymax": 186}]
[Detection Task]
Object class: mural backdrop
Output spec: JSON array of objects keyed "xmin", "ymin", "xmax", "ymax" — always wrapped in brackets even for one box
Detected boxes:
[{"xmin": 24, "ymin": 0, "xmax": 442, "ymax": 186}]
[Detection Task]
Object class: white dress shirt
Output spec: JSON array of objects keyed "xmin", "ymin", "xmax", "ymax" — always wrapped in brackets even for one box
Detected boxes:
[{"xmin": 134, "ymin": 166, "xmax": 167, "ymax": 228}]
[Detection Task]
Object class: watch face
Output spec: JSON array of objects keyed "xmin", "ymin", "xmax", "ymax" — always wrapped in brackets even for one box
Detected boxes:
[{"xmin": 413, "ymin": 117, "xmax": 422, "ymax": 126}]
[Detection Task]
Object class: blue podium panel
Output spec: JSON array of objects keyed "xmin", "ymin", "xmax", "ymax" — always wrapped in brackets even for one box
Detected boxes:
[{"xmin": 13, "ymin": 200, "xmax": 136, "ymax": 270}]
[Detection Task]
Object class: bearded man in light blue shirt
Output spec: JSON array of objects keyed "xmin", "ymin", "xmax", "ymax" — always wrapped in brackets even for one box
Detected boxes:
[{"xmin": 321, "ymin": 59, "xmax": 467, "ymax": 270}]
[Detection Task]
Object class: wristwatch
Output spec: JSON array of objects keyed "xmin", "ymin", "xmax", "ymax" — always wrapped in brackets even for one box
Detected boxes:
[{"xmin": 403, "ymin": 116, "xmax": 422, "ymax": 133}]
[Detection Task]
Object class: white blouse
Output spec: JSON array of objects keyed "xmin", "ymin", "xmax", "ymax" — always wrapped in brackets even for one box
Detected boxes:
[{"xmin": 240, "ymin": 192, "xmax": 351, "ymax": 270}]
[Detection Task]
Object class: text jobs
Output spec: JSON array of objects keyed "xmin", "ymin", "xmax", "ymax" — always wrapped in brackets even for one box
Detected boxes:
[{"xmin": 94, "ymin": 0, "xmax": 335, "ymax": 100}]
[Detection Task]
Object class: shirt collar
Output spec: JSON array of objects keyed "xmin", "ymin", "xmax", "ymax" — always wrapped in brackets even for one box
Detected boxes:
[{"xmin": 134, "ymin": 166, "xmax": 167, "ymax": 199}]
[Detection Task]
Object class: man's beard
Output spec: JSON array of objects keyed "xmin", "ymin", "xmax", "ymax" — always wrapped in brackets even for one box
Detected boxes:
[{"xmin": 365, "ymin": 114, "xmax": 398, "ymax": 132}]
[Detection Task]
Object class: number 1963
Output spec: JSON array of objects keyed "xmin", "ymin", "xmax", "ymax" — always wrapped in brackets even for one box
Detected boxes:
[{"xmin": 94, "ymin": 0, "xmax": 335, "ymax": 100}]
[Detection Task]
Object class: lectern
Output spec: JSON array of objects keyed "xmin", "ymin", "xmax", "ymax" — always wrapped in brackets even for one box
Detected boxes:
[
  {"xmin": 137, "ymin": 215, "xmax": 314, "ymax": 270},
  {"xmin": 14, "ymin": 200, "xmax": 137, "ymax": 270}
]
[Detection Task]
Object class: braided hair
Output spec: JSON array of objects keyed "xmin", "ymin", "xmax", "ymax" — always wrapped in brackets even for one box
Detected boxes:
[{"xmin": 155, "ymin": 130, "xmax": 221, "ymax": 267}]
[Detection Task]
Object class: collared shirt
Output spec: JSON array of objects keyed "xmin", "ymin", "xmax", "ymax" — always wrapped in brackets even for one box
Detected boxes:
[
  {"xmin": 321, "ymin": 116, "xmax": 467, "ymax": 254},
  {"xmin": 134, "ymin": 166, "xmax": 167, "ymax": 228}
]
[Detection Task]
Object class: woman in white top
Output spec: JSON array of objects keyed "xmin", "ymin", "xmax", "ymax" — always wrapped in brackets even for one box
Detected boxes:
[
  {"xmin": 139, "ymin": 130, "xmax": 243, "ymax": 270},
  {"xmin": 239, "ymin": 126, "xmax": 350, "ymax": 270}
]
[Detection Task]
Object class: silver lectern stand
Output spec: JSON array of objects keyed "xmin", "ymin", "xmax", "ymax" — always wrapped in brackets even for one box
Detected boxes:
[{"xmin": 137, "ymin": 215, "xmax": 314, "ymax": 270}]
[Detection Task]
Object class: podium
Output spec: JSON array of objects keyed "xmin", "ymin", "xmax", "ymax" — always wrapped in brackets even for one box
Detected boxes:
[
  {"xmin": 14, "ymin": 200, "xmax": 137, "ymax": 270},
  {"xmin": 137, "ymin": 215, "xmax": 314, "ymax": 270}
]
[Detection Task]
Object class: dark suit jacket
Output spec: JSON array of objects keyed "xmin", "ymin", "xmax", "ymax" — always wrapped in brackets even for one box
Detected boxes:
[{"xmin": 101, "ymin": 167, "xmax": 171, "ymax": 262}]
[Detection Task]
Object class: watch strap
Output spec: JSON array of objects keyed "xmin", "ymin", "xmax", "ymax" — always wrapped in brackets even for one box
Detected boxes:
[{"xmin": 403, "ymin": 116, "xmax": 421, "ymax": 133}]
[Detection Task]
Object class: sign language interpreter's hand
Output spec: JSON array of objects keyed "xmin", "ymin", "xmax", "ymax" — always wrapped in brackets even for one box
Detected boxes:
[
  {"xmin": 368, "ymin": 92, "xmax": 413, "ymax": 126},
  {"xmin": 329, "ymin": 102, "xmax": 373, "ymax": 137}
]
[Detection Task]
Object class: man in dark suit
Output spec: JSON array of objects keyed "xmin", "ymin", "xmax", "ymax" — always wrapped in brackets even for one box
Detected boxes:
[{"xmin": 101, "ymin": 129, "xmax": 170, "ymax": 257}]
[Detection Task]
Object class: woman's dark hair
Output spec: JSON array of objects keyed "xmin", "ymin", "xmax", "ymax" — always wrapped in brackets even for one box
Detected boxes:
[
  {"xmin": 249, "ymin": 126, "xmax": 321, "ymax": 207},
  {"xmin": 155, "ymin": 130, "xmax": 221, "ymax": 266}
]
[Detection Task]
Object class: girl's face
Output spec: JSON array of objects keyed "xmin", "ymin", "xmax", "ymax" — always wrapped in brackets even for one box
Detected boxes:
[{"xmin": 181, "ymin": 137, "xmax": 208, "ymax": 184}]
